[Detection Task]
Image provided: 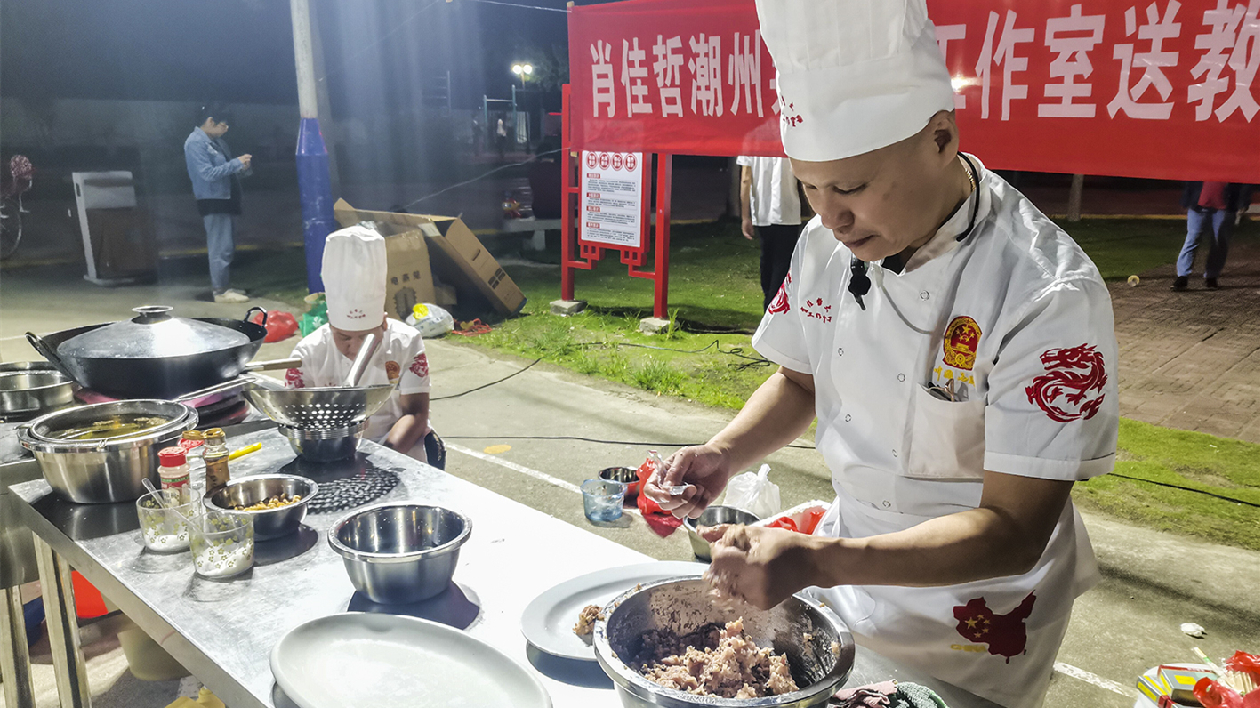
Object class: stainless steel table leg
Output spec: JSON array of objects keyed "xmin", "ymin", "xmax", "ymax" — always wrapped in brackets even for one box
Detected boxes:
[
  {"xmin": 1, "ymin": 585, "xmax": 36, "ymax": 708},
  {"xmin": 32, "ymin": 535, "xmax": 91, "ymax": 708}
]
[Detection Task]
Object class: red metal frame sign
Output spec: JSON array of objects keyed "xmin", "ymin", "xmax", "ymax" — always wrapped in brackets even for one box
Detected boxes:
[
  {"xmin": 562, "ymin": 86, "xmax": 675, "ymax": 319},
  {"xmin": 568, "ymin": 0, "xmax": 1260, "ymax": 183},
  {"xmin": 578, "ymin": 150, "xmax": 652, "ymax": 261}
]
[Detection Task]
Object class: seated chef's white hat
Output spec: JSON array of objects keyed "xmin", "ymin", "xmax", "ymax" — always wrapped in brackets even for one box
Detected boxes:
[
  {"xmin": 754, "ymin": 0, "xmax": 957, "ymax": 161},
  {"xmin": 322, "ymin": 226, "xmax": 388, "ymax": 331}
]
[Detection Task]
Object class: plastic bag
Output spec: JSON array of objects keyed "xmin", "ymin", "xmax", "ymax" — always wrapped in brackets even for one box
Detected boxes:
[
  {"xmin": 299, "ymin": 298, "xmax": 328, "ymax": 337},
  {"xmin": 722, "ymin": 464, "xmax": 781, "ymax": 519},
  {"xmin": 406, "ymin": 303, "xmax": 455, "ymax": 338},
  {"xmin": 249, "ymin": 310, "xmax": 298, "ymax": 343}
]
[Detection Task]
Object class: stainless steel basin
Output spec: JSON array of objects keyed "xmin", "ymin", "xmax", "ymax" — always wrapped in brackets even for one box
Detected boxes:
[{"xmin": 328, "ymin": 503, "xmax": 471, "ymax": 604}]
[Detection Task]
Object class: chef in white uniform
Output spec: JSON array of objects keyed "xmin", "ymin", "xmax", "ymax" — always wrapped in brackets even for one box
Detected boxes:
[
  {"xmin": 644, "ymin": 2, "xmax": 1119, "ymax": 706},
  {"xmin": 285, "ymin": 227, "xmax": 432, "ymax": 460}
]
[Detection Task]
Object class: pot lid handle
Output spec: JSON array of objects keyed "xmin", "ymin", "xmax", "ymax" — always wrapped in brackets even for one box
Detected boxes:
[{"xmin": 132, "ymin": 306, "xmax": 174, "ymax": 324}]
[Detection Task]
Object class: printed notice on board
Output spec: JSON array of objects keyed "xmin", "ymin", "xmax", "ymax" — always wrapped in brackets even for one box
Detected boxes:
[{"xmin": 580, "ymin": 151, "xmax": 645, "ymax": 248}]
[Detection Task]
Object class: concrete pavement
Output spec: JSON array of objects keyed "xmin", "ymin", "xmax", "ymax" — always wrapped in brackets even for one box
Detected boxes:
[{"xmin": 1110, "ymin": 226, "xmax": 1260, "ymax": 443}]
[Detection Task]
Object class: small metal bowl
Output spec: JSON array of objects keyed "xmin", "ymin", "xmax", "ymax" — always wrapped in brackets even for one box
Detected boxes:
[
  {"xmin": 681, "ymin": 505, "xmax": 760, "ymax": 562},
  {"xmin": 0, "ymin": 364, "xmax": 75, "ymax": 417},
  {"xmin": 328, "ymin": 503, "xmax": 472, "ymax": 604},
  {"xmin": 203, "ymin": 474, "xmax": 318, "ymax": 540},
  {"xmin": 599, "ymin": 466, "xmax": 640, "ymax": 499},
  {"xmin": 594, "ymin": 577, "xmax": 855, "ymax": 708},
  {"xmin": 279, "ymin": 423, "xmax": 364, "ymax": 462}
]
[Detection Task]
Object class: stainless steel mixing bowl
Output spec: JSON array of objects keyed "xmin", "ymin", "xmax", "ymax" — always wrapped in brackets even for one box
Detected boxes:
[
  {"xmin": 278, "ymin": 423, "xmax": 365, "ymax": 462},
  {"xmin": 0, "ymin": 363, "xmax": 75, "ymax": 416},
  {"xmin": 594, "ymin": 577, "xmax": 855, "ymax": 708},
  {"xmin": 682, "ymin": 506, "xmax": 761, "ymax": 562},
  {"xmin": 18, "ymin": 400, "xmax": 197, "ymax": 503},
  {"xmin": 328, "ymin": 503, "xmax": 472, "ymax": 604},
  {"xmin": 203, "ymin": 474, "xmax": 318, "ymax": 540}
]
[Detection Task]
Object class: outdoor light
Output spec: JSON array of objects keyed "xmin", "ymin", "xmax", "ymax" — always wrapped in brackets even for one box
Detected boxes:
[
  {"xmin": 523, "ymin": 64, "xmax": 533, "ymax": 75},
  {"xmin": 512, "ymin": 64, "xmax": 523, "ymax": 75}
]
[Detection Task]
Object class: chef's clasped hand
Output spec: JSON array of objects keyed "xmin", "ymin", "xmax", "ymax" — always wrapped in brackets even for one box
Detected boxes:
[
  {"xmin": 642, "ymin": 444, "xmax": 731, "ymax": 520},
  {"xmin": 700, "ymin": 523, "xmax": 818, "ymax": 610}
]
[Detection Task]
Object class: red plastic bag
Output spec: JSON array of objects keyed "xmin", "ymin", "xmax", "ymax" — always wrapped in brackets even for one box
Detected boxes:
[
  {"xmin": 766, "ymin": 517, "xmax": 799, "ymax": 532},
  {"xmin": 249, "ymin": 310, "xmax": 299, "ymax": 343},
  {"xmin": 636, "ymin": 455, "xmax": 664, "ymax": 515},
  {"xmin": 1226, "ymin": 651, "xmax": 1260, "ymax": 677},
  {"xmin": 1194, "ymin": 677, "xmax": 1260, "ymax": 708}
]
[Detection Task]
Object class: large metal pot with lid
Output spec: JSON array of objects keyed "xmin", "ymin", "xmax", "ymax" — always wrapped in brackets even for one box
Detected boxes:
[
  {"xmin": 27, "ymin": 305, "xmax": 278, "ymax": 399},
  {"xmin": 18, "ymin": 399, "xmax": 198, "ymax": 503}
]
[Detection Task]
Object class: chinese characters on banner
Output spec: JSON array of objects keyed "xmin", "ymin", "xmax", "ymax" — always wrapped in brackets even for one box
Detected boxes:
[
  {"xmin": 569, "ymin": 0, "xmax": 1260, "ymax": 182},
  {"xmin": 580, "ymin": 151, "xmax": 649, "ymax": 249}
]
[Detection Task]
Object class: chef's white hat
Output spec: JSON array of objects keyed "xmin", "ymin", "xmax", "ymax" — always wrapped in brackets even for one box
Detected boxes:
[
  {"xmin": 322, "ymin": 225, "xmax": 388, "ymax": 331},
  {"xmin": 755, "ymin": 0, "xmax": 956, "ymax": 161}
]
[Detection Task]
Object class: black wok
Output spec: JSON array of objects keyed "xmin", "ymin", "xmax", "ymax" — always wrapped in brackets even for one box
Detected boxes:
[{"xmin": 27, "ymin": 306, "xmax": 286, "ymax": 399}]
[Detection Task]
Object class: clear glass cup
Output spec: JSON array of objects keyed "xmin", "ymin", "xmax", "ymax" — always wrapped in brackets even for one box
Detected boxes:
[
  {"xmin": 136, "ymin": 487, "xmax": 200, "ymax": 553},
  {"xmin": 581, "ymin": 479, "xmax": 626, "ymax": 522},
  {"xmin": 188, "ymin": 509, "xmax": 254, "ymax": 578}
]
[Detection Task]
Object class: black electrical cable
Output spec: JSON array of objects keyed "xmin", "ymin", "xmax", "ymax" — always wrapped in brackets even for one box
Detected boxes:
[
  {"xmin": 430, "ymin": 358, "xmax": 542, "ymax": 400},
  {"xmin": 1108, "ymin": 472, "xmax": 1260, "ymax": 508}
]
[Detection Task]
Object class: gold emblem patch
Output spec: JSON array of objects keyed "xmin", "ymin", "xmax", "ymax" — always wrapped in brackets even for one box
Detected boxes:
[{"xmin": 943, "ymin": 316, "xmax": 982, "ymax": 371}]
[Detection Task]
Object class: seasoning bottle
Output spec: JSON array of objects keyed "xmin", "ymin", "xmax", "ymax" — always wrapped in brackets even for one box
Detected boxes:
[
  {"xmin": 203, "ymin": 428, "xmax": 230, "ymax": 494},
  {"xmin": 180, "ymin": 429, "xmax": 206, "ymax": 455},
  {"xmin": 157, "ymin": 447, "xmax": 190, "ymax": 489}
]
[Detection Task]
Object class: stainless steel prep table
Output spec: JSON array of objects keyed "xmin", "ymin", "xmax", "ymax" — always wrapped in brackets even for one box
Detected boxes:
[{"xmin": 10, "ymin": 428, "xmax": 997, "ymax": 708}]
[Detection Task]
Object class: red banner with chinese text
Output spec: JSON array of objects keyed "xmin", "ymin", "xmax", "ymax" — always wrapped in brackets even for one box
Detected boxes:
[{"xmin": 569, "ymin": 0, "xmax": 1260, "ymax": 183}]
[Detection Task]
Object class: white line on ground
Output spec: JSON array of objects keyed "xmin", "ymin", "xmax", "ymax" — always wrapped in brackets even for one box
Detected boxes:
[
  {"xmin": 1054, "ymin": 662, "xmax": 1140, "ymax": 698},
  {"xmin": 447, "ymin": 443, "xmax": 584, "ymax": 494},
  {"xmin": 449, "ymin": 446, "xmax": 1131, "ymax": 699}
]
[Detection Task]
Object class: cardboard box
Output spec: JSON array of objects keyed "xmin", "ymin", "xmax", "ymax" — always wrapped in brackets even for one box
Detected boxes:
[
  {"xmin": 332, "ymin": 200, "xmax": 456, "ymax": 320},
  {"xmin": 334, "ymin": 199, "xmax": 525, "ymax": 316}
]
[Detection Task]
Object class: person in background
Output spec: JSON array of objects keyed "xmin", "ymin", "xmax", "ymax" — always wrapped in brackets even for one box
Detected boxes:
[
  {"xmin": 738, "ymin": 155, "xmax": 806, "ymax": 310},
  {"xmin": 1171, "ymin": 181, "xmax": 1246, "ymax": 291},
  {"xmin": 285, "ymin": 227, "xmax": 433, "ymax": 461},
  {"xmin": 184, "ymin": 102, "xmax": 252, "ymax": 304},
  {"xmin": 496, "ymin": 116, "xmax": 508, "ymax": 160}
]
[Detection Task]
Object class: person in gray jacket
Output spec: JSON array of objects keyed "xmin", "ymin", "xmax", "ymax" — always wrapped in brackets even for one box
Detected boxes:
[{"xmin": 184, "ymin": 103, "xmax": 252, "ymax": 303}]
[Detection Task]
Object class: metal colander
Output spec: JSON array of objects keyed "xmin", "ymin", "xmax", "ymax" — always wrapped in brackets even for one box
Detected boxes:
[{"xmin": 242, "ymin": 384, "xmax": 396, "ymax": 430}]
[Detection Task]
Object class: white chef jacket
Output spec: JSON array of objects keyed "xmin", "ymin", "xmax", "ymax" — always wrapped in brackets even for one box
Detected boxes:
[
  {"xmin": 736, "ymin": 156, "xmax": 802, "ymax": 227},
  {"xmin": 752, "ymin": 156, "xmax": 1118, "ymax": 708},
  {"xmin": 286, "ymin": 320, "xmax": 432, "ymax": 442}
]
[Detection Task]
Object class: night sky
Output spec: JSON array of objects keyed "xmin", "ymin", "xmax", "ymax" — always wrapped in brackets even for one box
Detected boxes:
[{"xmin": 0, "ymin": 0, "xmax": 572, "ymax": 109}]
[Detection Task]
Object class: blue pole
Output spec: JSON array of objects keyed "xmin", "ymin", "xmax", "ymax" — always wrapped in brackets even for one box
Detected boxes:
[{"xmin": 296, "ymin": 117, "xmax": 336, "ymax": 293}]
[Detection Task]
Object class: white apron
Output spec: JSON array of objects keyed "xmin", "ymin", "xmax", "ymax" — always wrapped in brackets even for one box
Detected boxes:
[{"xmin": 753, "ymin": 157, "xmax": 1118, "ymax": 708}]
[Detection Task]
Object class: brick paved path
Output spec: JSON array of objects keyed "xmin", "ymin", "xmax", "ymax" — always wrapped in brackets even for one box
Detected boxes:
[{"xmin": 1111, "ymin": 225, "xmax": 1260, "ymax": 443}]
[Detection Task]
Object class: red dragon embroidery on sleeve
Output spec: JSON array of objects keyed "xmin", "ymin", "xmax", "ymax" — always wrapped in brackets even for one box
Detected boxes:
[
  {"xmin": 284, "ymin": 368, "xmax": 306, "ymax": 389},
  {"xmin": 409, "ymin": 352, "xmax": 430, "ymax": 378},
  {"xmin": 1024, "ymin": 344, "xmax": 1107, "ymax": 422},
  {"xmin": 766, "ymin": 273, "xmax": 791, "ymax": 315}
]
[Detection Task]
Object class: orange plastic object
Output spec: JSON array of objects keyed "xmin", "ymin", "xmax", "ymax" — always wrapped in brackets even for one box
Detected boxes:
[{"xmin": 71, "ymin": 571, "xmax": 108, "ymax": 618}]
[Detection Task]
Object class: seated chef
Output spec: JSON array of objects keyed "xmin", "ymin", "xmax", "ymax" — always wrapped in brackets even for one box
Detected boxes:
[{"xmin": 285, "ymin": 226, "xmax": 432, "ymax": 461}]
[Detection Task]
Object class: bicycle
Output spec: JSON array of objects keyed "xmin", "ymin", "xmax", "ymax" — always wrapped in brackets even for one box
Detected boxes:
[{"xmin": 1, "ymin": 155, "xmax": 35, "ymax": 261}]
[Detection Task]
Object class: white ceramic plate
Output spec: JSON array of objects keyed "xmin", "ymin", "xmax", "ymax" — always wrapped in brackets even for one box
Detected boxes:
[
  {"xmin": 520, "ymin": 561, "xmax": 706, "ymax": 662},
  {"xmin": 271, "ymin": 612, "xmax": 551, "ymax": 708}
]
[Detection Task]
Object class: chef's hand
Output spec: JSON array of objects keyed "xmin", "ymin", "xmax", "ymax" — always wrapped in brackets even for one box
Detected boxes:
[
  {"xmin": 642, "ymin": 444, "xmax": 731, "ymax": 520},
  {"xmin": 701, "ymin": 524, "xmax": 815, "ymax": 609},
  {"xmin": 741, "ymin": 218, "xmax": 755, "ymax": 241},
  {"xmin": 238, "ymin": 154, "xmax": 253, "ymax": 169}
]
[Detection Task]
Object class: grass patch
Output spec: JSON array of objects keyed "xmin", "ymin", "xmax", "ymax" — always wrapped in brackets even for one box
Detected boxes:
[
  {"xmin": 1074, "ymin": 419, "xmax": 1260, "ymax": 550},
  {"xmin": 1055, "ymin": 218, "xmax": 1193, "ymax": 281}
]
